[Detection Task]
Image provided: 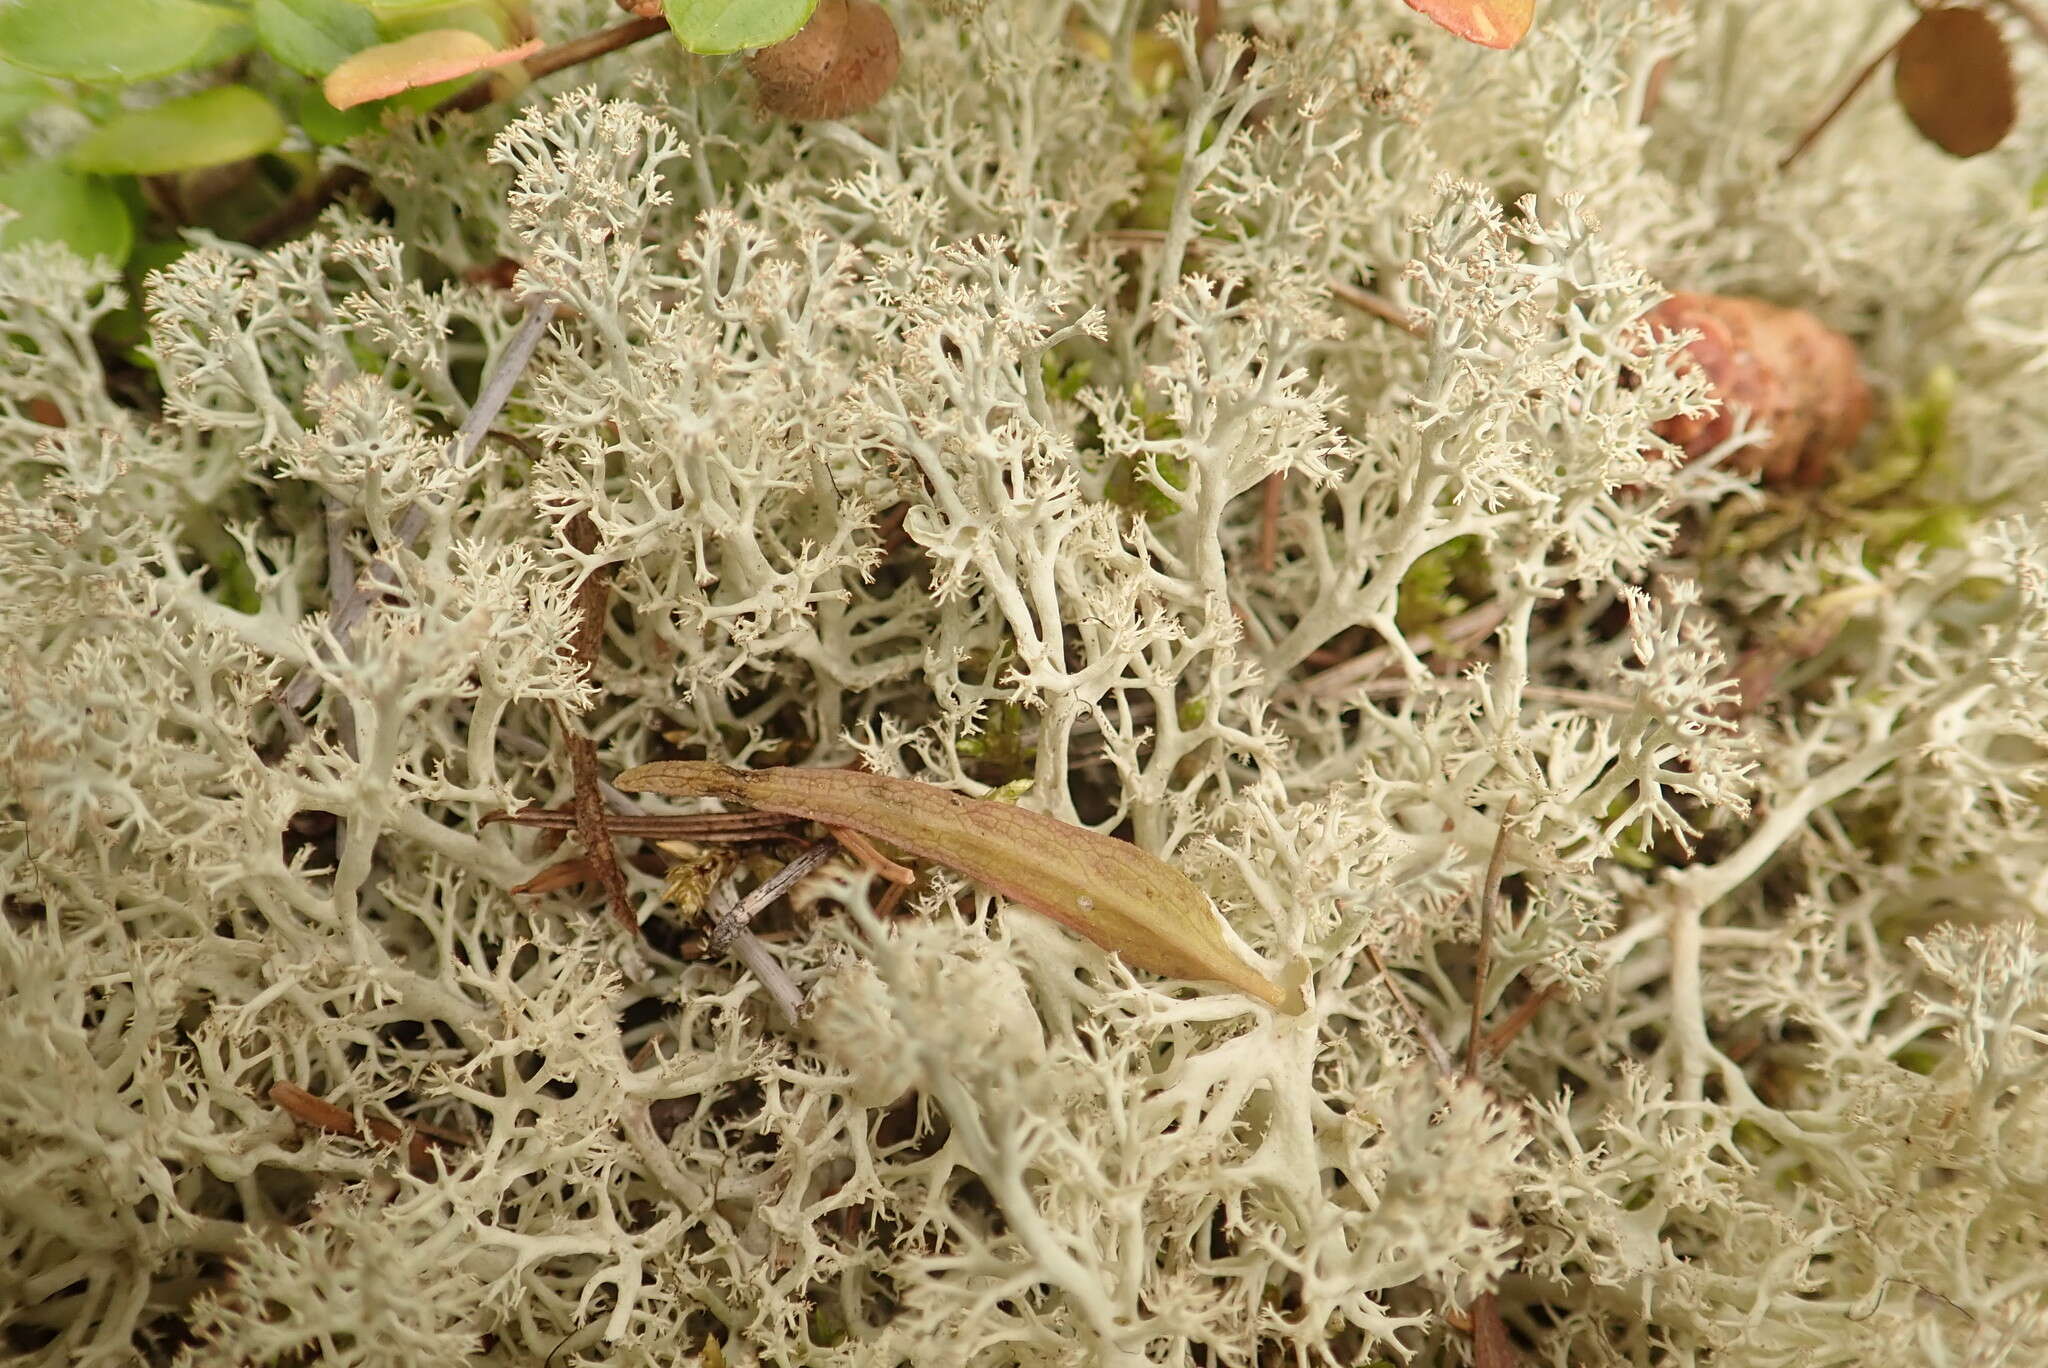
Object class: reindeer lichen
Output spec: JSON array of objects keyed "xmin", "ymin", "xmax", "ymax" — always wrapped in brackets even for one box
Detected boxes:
[{"xmin": 5, "ymin": 2, "xmax": 2048, "ymax": 1365}]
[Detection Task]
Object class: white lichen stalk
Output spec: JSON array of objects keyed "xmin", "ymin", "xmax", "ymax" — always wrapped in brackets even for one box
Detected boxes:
[{"xmin": 4, "ymin": 0, "xmax": 2048, "ymax": 1365}]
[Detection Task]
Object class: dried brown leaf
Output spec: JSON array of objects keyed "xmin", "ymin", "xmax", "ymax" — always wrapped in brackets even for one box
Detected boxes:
[
  {"xmin": 615, "ymin": 761, "xmax": 1297, "ymax": 1008},
  {"xmin": 1893, "ymin": 7, "xmax": 2018, "ymax": 158}
]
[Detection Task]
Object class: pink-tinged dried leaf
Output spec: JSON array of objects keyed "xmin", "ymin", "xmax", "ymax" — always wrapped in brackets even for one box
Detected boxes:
[
  {"xmin": 615, "ymin": 761, "xmax": 1296, "ymax": 1008},
  {"xmin": 1893, "ymin": 7, "xmax": 2017, "ymax": 158},
  {"xmin": 1402, "ymin": 0, "xmax": 1534, "ymax": 49},
  {"xmin": 323, "ymin": 29, "xmax": 542, "ymax": 110}
]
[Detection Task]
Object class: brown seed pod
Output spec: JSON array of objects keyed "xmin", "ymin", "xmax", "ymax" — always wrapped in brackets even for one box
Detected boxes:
[
  {"xmin": 744, "ymin": 0, "xmax": 900, "ymax": 121},
  {"xmin": 1646, "ymin": 292, "xmax": 1872, "ymax": 488}
]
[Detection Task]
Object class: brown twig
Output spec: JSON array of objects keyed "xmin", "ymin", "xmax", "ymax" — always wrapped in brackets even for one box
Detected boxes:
[
  {"xmin": 1255, "ymin": 472, "xmax": 1284, "ymax": 572},
  {"xmin": 1778, "ymin": 21, "xmax": 1914, "ymax": 172},
  {"xmin": 1284, "ymin": 598, "xmax": 1511, "ymax": 702},
  {"xmin": 248, "ymin": 14, "xmax": 673, "ymax": 246},
  {"xmin": 1482, "ymin": 982, "xmax": 1562, "ymax": 1057},
  {"xmin": 270, "ymin": 1081, "xmax": 470, "ymax": 1177},
  {"xmin": 874, "ymin": 500, "xmax": 914, "ymax": 556},
  {"xmin": 1362, "ymin": 943, "xmax": 1457, "ymax": 1076},
  {"xmin": 1466, "ymin": 1292, "xmax": 1521, "ymax": 1368},
  {"xmin": 1464, "ymin": 800, "xmax": 1520, "ymax": 1078},
  {"xmin": 1325, "ymin": 276, "xmax": 1425, "ymax": 336},
  {"xmin": 561, "ymin": 513, "xmax": 634, "ymax": 933},
  {"xmin": 826, "ymin": 825, "xmax": 918, "ymax": 918},
  {"xmin": 1462, "ymin": 802, "xmax": 1527, "ymax": 1367}
]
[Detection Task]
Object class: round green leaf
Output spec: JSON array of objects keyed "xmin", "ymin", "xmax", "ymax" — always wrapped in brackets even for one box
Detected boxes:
[
  {"xmin": 0, "ymin": 0, "xmax": 248, "ymax": 82},
  {"xmin": 0, "ymin": 161, "xmax": 134, "ymax": 263},
  {"xmin": 70, "ymin": 86, "xmax": 288, "ymax": 176},
  {"xmin": 253, "ymin": 0, "xmax": 380, "ymax": 78},
  {"xmin": 296, "ymin": 84, "xmax": 386, "ymax": 144},
  {"xmin": 0, "ymin": 60, "xmax": 63, "ymax": 130},
  {"xmin": 664, "ymin": 0, "xmax": 819, "ymax": 56},
  {"xmin": 370, "ymin": 0, "xmax": 526, "ymax": 43}
]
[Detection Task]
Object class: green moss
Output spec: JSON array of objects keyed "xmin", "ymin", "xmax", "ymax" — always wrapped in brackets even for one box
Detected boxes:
[
  {"xmin": 1395, "ymin": 535, "xmax": 1488, "ymax": 631},
  {"xmin": 1104, "ymin": 394, "xmax": 1190, "ymax": 520}
]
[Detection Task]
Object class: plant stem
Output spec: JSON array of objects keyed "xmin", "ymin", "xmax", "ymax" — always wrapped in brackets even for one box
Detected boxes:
[
  {"xmin": 1779, "ymin": 21, "xmax": 1912, "ymax": 172},
  {"xmin": 1464, "ymin": 800, "xmax": 1519, "ymax": 1078}
]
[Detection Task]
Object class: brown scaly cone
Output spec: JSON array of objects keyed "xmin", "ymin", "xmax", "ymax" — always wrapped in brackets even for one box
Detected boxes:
[
  {"xmin": 746, "ymin": 0, "xmax": 901, "ymax": 120},
  {"xmin": 1646, "ymin": 292, "xmax": 1872, "ymax": 488}
]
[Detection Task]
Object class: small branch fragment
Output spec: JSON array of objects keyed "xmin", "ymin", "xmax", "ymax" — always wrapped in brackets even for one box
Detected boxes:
[
  {"xmin": 825, "ymin": 825, "xmax": 917, "ymax": 918},
  {"xmin": 270, "ymin": 1082, "xmax": 469, "ymax": 1177},
  {"xmin": 280, "ymin": 294, "xmax": 557, "ymax": 712},
  {"xmin": 710, "ymin": 840, "xmax": 839, "ymax": 951},
  {"xmin": 1285, "ymin": 599, "xmax": 1509, "ymax": 701},
  {"xmin": 1255, "ymin": 472, "xmax": 1284, "ymax": 572},
  {"xmin": 1464, "ymin": 800, "xmax": 1519, "ymax": 1078},
  {"xmin": 1362, "ymin": 943, "xmax": 1456, "ymax": 1076},
  {"xmin": 510, "ymin": 856, "xmax": 610, "ymax": 897},
  {"xmin": 1482, "ymin": 982, "xmax": 1561, "ymax": 1057},
  {"xmin": 560, "ymin": 512, "xmax": 634, "ymax": 933},
  {"xmin": 1779, "ymin": 23, "xmax": 1912, "ymax": 172},
  {"xmin": 1328, "ymin": 276, "xmax": 1425, "ymax": 336},
  {"xmin": 1466, "ymin": 1291, "xmax": 1522, "ymax": 1368}
]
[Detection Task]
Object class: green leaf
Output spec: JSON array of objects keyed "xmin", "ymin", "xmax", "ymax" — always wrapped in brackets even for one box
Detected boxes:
[
  {"xmin": 296, "ymin": 84, "xmax": 386, "ymax": 144},
  {"xmin": 370, "ymin": 0, "xmax": 526, "ymax": 43},
  {"xmin": 70, "ymin": 87, "xmax": 288, "ymax": 176},
  {"xmin": 0, "ymin": 0, "xmax": 249, "ymax": 82},
  {"xmin": 253, "ymin": 0, "xmax": 380, "ymax": 78},
  {"xmin": 0, "ymin": 161, "xmax": 134, "ymax": 264},
  {"xmin": 664, "ymin": 0, "xmax": 819, "ymax": 56},
  {"xmin": 0, "ymin": 60, "xmax": 63, "ymax": 130}
]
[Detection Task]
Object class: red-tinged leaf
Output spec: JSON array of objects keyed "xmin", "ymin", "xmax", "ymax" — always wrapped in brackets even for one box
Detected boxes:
[
  {"xmin": 1402, "ymin": 0, "xmax": 1534, "ymax": 50},
  {"xmin": 322, "ymin": 28, "xmax": 541, "ymax": 109},
  {"xmin": 1893, "ymin": 7, "xmax": 2017, "ymax": 159}
]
